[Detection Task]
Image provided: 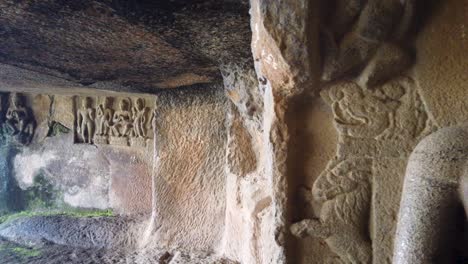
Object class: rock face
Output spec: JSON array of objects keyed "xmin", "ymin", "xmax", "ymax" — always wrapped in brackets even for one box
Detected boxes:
[
  {"xmin": 149, "ymin": 86, "xmax": 229, "ymax": 252},
  {"xmin": 289, "ymin": 0, "xmax": 467, "ymax": 263},
  {"xmin": 0, "ymin": 0, "xmax": 251, "ymax": 92},
  {"xmin": 0, "ymin": 0, "xmax": 466, "ymax": 263}
]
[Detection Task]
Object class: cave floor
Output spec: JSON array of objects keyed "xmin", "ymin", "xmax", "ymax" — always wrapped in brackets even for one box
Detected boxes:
[
  {"xmin": 0, "ymin": 215, "xmax": 236, "ymax": 264},
  {"xmin": 0, "ymin": 237, "xmax": 235, "ymax": 264},
  {"xmin": 0, "ymin": 237, "xmax": 136, "ymax": 264}
]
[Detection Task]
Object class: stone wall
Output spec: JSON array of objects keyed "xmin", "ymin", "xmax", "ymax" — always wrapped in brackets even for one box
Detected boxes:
[
  {"xmin": 0, "ymin": 84, "xmax": 232, "ymax": 254},
  {"xmin": 0, "ymin": 92, "xmax": 154, "ymax": 214},
  {"xmin": 149, "ymin": 86, "xmax": 229, "ymax": 253},
  {"xmin": 0, "ymin": 0, "xmax": 466, "ymax": 263}
]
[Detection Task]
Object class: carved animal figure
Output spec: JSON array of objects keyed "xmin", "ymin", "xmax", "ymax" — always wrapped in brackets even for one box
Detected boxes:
[
  {"xmin": 5, "ymin": 93, "xmax": 35, "ymax": 144},
  {"xmin": 95, "ymin": 97, "xmax": 113, "ymax": 136},
  {"xmin": 76, "ymin": 97, "xmax": 95, "ymax": 144},
  {"xmin": 132, "ymin": 98, "xmax": 148, "ymax": 138},
  {"xmin": 322, "ymin": 82, "xmax": 403, "ymax": 139},
  {"xmin": 291, "ymin": 158, "xmax": 372, "ymax": 264},
  {"xmin": 111, "ymin": 98, "xmax": 133, "ymax": 137}
]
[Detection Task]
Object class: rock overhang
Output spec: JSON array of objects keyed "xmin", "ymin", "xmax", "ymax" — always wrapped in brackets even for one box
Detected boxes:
[{"xmin": 0, "ymin": 0, "xmax": 251, "ymax": 93}]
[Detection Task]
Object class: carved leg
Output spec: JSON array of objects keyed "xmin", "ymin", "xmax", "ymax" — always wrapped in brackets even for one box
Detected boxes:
[
  {"xmin": 5, "ymin": 121, "xmax": 17, "ymax": 135},
  {"xmin": 24, "ymin": 123, "xmax": 34, "ymax": 144},
  {"xmin": 111, "ymin": 125, "xmax": 120, "ymax": 137},
  {"xmin": 86, "ymin": 122, "xmax": 93, "ymax": 143},
  {"xmin": 290, "ymin": 219, "xmax": 331, "ymax": 239},
  {"xmin": 96, "ymin": 119, "xmax": 103, "ymax": 135},
  {"xmin": 80, "ymin": 123, "xmax": 87, "ymax": 142}
]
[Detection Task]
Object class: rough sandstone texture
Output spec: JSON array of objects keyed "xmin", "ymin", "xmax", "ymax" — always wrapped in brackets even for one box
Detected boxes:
[
  {"xmin": 0, "ymin": 0, "xmax": 251, "ymax": 92},
  {"xmin": 290, "ymin": 0, "xmax": 467, "ymax": 263},
  {"xmin": 148, "ymin": 86, "xmax": 229, "ymax": 253},
  {"xmin": 3, "ymin": 92, "xmax": 154, "ymax": 214},
  {"xmin": 393, "ymin": 124, "xmax": 468, "ymax": 264},
  {"xmin": 0, "ymin": 0, "xmax": 466, "ymax": 263}
]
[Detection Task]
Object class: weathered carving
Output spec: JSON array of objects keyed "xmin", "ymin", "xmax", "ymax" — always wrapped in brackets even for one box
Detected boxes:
[
  {"xmin": 291, "ymin": 158, "xmax": 372, "ymax": 264},
  {"xmin": 110, "ymin": 98, "xmax": 133, "ymax": 138},
  {"xmin": 76, "ymin": 97, "xmax": 95, "ymax": 144},
  {"xmin": 94, "ymin": 97, "xmax": 113, "ymax": 144},
  {"xmin": 132, "ymin": 98, "xmax": 148, "ymax": 138},
  {"xmin": 321, "ymin": 78, "xmax": 429, "ymax": 141},
  {"xmin": 74, "ymin": 96, "xmax": 155, "ymax": 147},
  {"xmin": 322, "ymin": 0, "xmax": 415, "ymax": 85},
  {"xmin": 4, "ymin": 93, "xmax": 35, "ymax": 145}
]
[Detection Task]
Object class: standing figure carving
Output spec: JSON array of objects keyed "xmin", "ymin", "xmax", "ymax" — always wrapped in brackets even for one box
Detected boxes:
[
  {"xmin": 5, "ymin": 93, "xmax": 35, "ymax": 144},
  {"xmin": 291, "ymin": 158, "xmax": 372, "ymax": 264},
  {"xmin": 96, "ymin": 97, "xmax": 113, "ymax": 136},
  {"xmin": 111, "ymin": 98, "xmax": 133, "ymax": 137},
  {"xmin": 76, "ymin": 97, "xmax": 95, "ymax": 144},
  {"xmin": 132, "ymin": 98, "xmax": 148, "ymax": 138}
]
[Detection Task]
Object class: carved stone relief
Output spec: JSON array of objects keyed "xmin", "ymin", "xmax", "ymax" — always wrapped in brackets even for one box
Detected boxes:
[
  {"xmin": 76, "ymin": 97, "xmax": 95, "ymax": 144},
  {"xmin": 292, "ymin": 158, "xmax": 372, "ymax": 264},
  {"xmin": 74, "ymin": 96, "xmax": 155, "ymax": 147},
  {"xmin": 321, "ymin": 0, "xmax": 415, "ymax": 85},
  {"xmin": 321, "ymin": 77, "xmax": 430, "ymax": 143},
  {"xmin": 1, "ymin": 93, "xmax": 36, "ymax": 145},
  {"xmin": 292, "ymin": 76, "xmax": 434, "ymax": 263}
]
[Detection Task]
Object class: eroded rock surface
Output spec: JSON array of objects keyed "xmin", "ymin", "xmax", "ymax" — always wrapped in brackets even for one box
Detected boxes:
[{"xmin": 0, "ymin": 0, "xmax": 251, "ymax": 92}]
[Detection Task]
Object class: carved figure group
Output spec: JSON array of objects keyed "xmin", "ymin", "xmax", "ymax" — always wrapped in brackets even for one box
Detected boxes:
[
  {"xmin": 75, "ymin": 96, "xmax": 154, "ymax": 147},
  {"xmin": 2, "ymin": 93, "xmax": 36, "ymax": 145},
  {"xmin": 291, "ymin": 158, "xmax": 373, "ymax": 264}
]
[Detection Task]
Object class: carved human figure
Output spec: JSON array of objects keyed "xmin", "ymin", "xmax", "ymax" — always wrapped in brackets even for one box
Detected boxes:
[
  {"xmin": 5, "ymin": 93, "xmax": 35, "ymax": 144},
  {"xmin": 96, "ymin": 97, "xmax": 113, "ymax": 136},
  {"xmin": 111, "ymin": 98, "xmax": 133, "ymax": 137},
  {"xmin": 132, "ymin": 98, "xmax": 148, "ymax": 138},
  {"xmin": 291, "ymin": 158, "xmax": 372, "ymax": 264},
  {"xmin": 76, "ymin": 97, "xmax": 95, "ymax": 144}
]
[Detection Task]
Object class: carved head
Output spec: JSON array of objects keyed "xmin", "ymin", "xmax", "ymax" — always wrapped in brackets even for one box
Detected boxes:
[
  {"xmin": 102, "ymin": 97, "xmax": 112, "ymax": 108},
  {"xmin": 135, "ymin": 98, "xmax": 145, "ymax": 110},
  {"xmin": 82, "ymin": 97, "xmax": 93, "ymax": 108},
  {"xmin": 10, "ymin": 93, "xmax": 25, "ymax": 108},
  {"xmin": 119, "ymin": 98, "xmax": 131, "ymax": 111}
]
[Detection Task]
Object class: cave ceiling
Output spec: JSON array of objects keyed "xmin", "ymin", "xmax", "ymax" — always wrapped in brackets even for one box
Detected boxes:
[{"xmin": 0, "ymin": 0, "xmax": 251, "ymax": 94}]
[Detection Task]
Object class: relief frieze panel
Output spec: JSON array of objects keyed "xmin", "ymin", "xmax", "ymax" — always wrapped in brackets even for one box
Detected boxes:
[
  {"xmin": 292, "ymin": 158, "xmax": 373, "ymax": 264},
  {"xmin": 74, "ymin": 96, "xmax": 156, "ymax": 148},
  {"xmin": 293, "ymin": 77, "xmax": 435, "ymax": 263}
]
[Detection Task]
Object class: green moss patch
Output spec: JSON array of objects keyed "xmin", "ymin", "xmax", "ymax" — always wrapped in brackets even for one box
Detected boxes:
[
  {"xmin": 0, "ymin": 242, "xmax": 42, "ymax": 261},
  {"xmin": 0, "ymin": 209, "xmax": 114, "ymax": 225}
]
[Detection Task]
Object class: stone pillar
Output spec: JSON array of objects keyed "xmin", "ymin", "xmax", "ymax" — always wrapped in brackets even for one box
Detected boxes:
[
  {"xmin": 248, "ymin": 0, "xmax": 320, "ymax": 263},
  {"xmin": 393, "ymin": 124, "xmax": 468, "ymax": 264}
]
